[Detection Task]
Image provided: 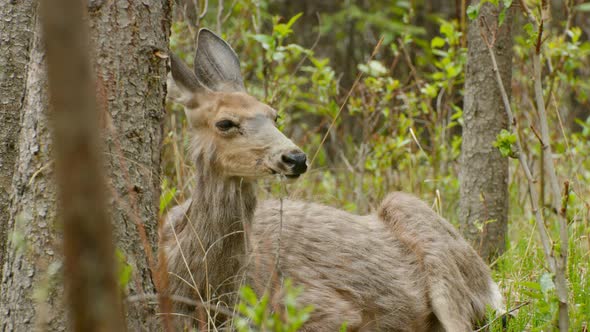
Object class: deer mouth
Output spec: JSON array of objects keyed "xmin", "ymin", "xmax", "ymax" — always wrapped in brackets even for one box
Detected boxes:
[{"xmin": 267, "ymin": 167, "xmax": 302, "ymax": 180}]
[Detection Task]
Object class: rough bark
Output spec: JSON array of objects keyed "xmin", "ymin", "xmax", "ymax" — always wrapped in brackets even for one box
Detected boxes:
[
  {"xmin": 41, "ymin": 0, "xmax": 125, "ymax": 330},
  {"xmin": 0, "ymin": 0, "xmax": 36, "ymax": 281},
  {"xmin": 87, "ymin": 1, "xmax": 170, "ymax": 328},
  {"xmin": 459, "ymin": 1, "xmax": 513, "ymax": 262},
  {"xmin": 0, "ymin": 6, "xmax": 62, "ymax": 330},
  {"xmin": 0, "ymin": 0, "xmax": 171, "ymax": 330}
]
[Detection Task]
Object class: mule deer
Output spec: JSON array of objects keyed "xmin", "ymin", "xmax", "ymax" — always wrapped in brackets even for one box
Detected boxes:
[{"xmin": 161, "ymin": 28, "xmax": 504, "ymax": 331}]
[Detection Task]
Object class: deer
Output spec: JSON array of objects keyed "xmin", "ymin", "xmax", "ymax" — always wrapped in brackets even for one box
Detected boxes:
[{"xmin": 160, "ymin": 28, "xmax": 505, "ymax": 331}]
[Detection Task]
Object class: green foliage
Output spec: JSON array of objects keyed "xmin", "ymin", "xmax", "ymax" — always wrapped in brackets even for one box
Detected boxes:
[
  {"xmin": 466, "ymin": 0, "xmax": 513, "ymax": 25},
  {"xmin": 234, "ymin": 280, "xmax": 314, "ymax": 332},
  {"xmin": 575, "ymin": 2, "xmax": 590, "ymax": 12},
  {"xmin": 493, "ymin": 129, "xmax": 517, "ymax": 158},
  {"xmin": 164, "ymin": 1, "xmax": 590, "ymax": 329},
  {"xmin": 115, "ymin": 249, "xmax": 132, "ymax": 291},
  {"xmin": 159, "ymin": 178, "xmax": 177, "ymax": 216}
]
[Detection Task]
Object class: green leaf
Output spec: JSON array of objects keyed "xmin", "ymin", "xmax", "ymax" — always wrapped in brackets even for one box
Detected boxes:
[
  {"xmin": 285, "ymin": 12, "xmax": 303, "ymax": 29},
  {"xmin": 498, "ymin": 8, "xmax": 507, "ymax": 26},
  {"xmin": 431, "ymin": 36, "xmax": 446, "ymax": 49},
  {"xmin": 159, "ymin": 185, "xmax": 176, "ymax": 215},
  {"xmin": 116, "ymin": 249, "xmax": 133, "ymax": 289},
  {"xmin": 240, "ymin": 285, "xmax": 258, "ymax": 306},
  {"xmin": 272, "ymin": 51, "xmax": 286, "ymax": 61},
  {"xmin": 467, "ymin": 4, "xmax": 480, "ymax": 20},
  {"xmin": 575, "ymin": 3, "xmax": 590, "ymax": 12},
  {"xmin": 251, "ymin": 34, "xmax": 274, "ymax": 50},
  {"xmin": 520, "ymin": 281, "xmax": 541, "ymax": 291},
  {"xmin": 493, "ymin": 129, "xmax": 517, "ymax": 157},
  {"xmin": 339, "ymin": 322, "xmax": 348, "ymax": 332},
  {"xmin": 540, "ymin": 273, "xmax": 555, "ymax": 295},
  {"xmin": 358, "ymin": 60, "xmax": 388, "ymax": 77}
]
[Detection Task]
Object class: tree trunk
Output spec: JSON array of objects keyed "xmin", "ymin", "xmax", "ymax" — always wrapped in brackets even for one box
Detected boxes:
[
  {"xmin": 41, "ymin": 0, "xmax": 125, "ymax": 330},
  {"xmin": 0, "ymin": 0, "xmax": 36, "ymax": 282},
  {"xmin": 459, "ymin": 1, "xmax": 513, "ymax": 262},
  {"xmin": 0, "ymin": 5, "xmax": 62, "ymax": 329},
  {"xmin": 87, "ymin": 1, "xmax": 170, "ymax": 328},
  {"xmin": 0, "ymin": 0, "xmax": 171, "ymax": 330}
]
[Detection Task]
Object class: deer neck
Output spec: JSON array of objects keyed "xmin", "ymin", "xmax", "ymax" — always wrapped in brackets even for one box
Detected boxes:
[
  {"xmin": 189, "ymin": 171, "xmax": 257, "ymax": 239},
  {"xmin": 184, "ymin": 155, "xmax": 257, "ymax": 298}
]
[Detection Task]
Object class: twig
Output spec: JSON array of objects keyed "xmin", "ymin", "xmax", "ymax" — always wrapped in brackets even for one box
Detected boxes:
[
  {"xmin": 532, "ymin": 44, "xmax": 561, "ymax": 211},
  {"xmin": 222, "ymin": 0, "xmax": 238, "ymax": 23},
  {"xmin": 274, "ymin": 176, "xmax": 288, "ymax": 284},
  {"xmin": 216, "ymin": 0, "xmax": 223, "ymax": 35},
  {"xmin": 561, "ymin": 181, "xmax": 570, "ymax": 219},
  {"xmin": 473, "ymin": 301, "xmax": 531, "ymax": 332},
  {"xmin": 525, "ymin": 6, "xmax": 569, "ymax": 329},
  {"xmin": 398, "ymin": 38, "xmax": 420, "ymax": 84},
  {"xmin": 529, "ymin": 125, "xmax": 544, "ymax": 147},
  {"xmin": 127, "ymin": 293, "xmax": 240, "ymax": 320},
  {"xmin": 198, "ymin": 0, "xmax": 208, "ymax": 20}
]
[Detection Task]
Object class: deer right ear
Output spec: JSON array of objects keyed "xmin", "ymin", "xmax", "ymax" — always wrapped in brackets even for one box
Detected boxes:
[
  {"xmin": 168, "ymin": 53, "xmax": 205, "ymax": 105},
  {"xmin": 193, "ymin": 28, "xmax": 245, "ymax": 92}
]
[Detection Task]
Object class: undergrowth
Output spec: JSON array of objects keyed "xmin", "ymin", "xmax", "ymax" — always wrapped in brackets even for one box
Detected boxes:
[{"xmin": 162, "ymin": 1, "xmax": 590, "ymax": 330}]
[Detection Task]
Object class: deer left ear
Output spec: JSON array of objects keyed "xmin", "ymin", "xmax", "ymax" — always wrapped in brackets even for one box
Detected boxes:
[
  {"xmin": 168, "ymin": 53, "xmax": 207, "ymax": 105},
  {"xmin": 194, "ymin": 28, "xmax": 245, "ymax": 93}
]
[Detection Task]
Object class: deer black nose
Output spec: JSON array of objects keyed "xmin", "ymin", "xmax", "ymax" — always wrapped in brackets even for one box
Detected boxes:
[{"xmin": 281, "ymin": 151, "xmax": 307, "ymax": 174}]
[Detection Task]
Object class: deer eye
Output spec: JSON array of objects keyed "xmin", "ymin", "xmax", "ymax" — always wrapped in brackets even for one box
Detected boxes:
[{"xmin": 215, "ymin": 119, "xmax": 238, "ymax": 132}]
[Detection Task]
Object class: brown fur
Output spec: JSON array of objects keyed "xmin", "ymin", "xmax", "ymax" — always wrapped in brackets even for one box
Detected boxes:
[{"xmin": 161, "ymin": 29, "xmax": 504, "ymax": 331}]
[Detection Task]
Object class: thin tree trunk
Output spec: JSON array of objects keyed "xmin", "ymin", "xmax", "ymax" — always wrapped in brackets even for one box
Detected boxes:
[
  {"xmin": 459, "ymin": 1, "xmax": 513, "ymax": 262},
  {"xmin": 0, "ymin": 0, "xmax": 36, "ymax": 281},
  {"xmin": 0, "ymin": 0, "xmax": 171, "ymax": 330},
  {"xmin": 41, "ymin": 0, "xmax": 125, "ymax": 330}
]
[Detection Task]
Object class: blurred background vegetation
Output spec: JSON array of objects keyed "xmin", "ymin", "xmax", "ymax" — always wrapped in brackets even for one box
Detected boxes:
[{"xmin": 161, "ymin": 0, "xmax": 590, "ymax": 330}]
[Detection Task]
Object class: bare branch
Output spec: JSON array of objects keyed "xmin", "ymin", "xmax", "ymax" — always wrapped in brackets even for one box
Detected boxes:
[
  {"xmin": 216, "ymin": 0, "xmax": 223, "ymax": 35},
  {"xmin": 480, "ymin": 13, "xmax": 570, "ymax": 331}
]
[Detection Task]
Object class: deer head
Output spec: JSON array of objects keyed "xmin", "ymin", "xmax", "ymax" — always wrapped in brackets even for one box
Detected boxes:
[{"xmin": 169, "ymin": 29, "xmax": 307, "ymax": 180}]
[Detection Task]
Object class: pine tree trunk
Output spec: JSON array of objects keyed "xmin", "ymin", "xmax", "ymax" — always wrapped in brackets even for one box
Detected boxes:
[
  {"xmin": 459, "ymin": 1, "xmax": 513, "ymax": 262},
  {"xmin": 87, "ymin": 1, "xmax": 170, "ymax": 328},
  {"xmin": 0, "ymin": 5, "xmax": 62, "ymax": 329},
  {"xmin": 0, "ymin": 0, "xmax": 36, "ymax": 282},
  {"xmin": 0, "ymin": 1, "xmax": 171, "ymax": 330}
]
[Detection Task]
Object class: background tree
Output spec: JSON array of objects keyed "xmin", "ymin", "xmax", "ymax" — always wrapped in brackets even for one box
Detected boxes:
[
  {"xmin": 0, "ymin": 0, "xmax": 171, "ymax": 330},
  {"xmin": 459, "ymin": 0, "xmax": 513, "ymax": 262}
]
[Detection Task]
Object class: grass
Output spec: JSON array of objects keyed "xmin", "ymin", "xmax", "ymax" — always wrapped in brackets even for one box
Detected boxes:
[{"xmin": 161, "ymin": 6, "xmax": 590, "ymax": 330}]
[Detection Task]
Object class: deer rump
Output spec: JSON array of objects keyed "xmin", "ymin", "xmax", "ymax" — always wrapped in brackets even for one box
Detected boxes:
[{"xmin": 164, "ymin": 192, "xmax": 503, "ymax": 332}]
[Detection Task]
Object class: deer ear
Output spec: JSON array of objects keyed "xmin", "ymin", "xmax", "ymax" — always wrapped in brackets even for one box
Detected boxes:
[
  {"xmin": 168, "ymin": 53, "xmax": 206, "ymax": 104},
  {"xmin": 170, "ymin": 53, "xmax": 201, "ymax": 92},
  {"xmin": 194, "ymin": 28, "xmax": 245, "ymax": 93}
]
